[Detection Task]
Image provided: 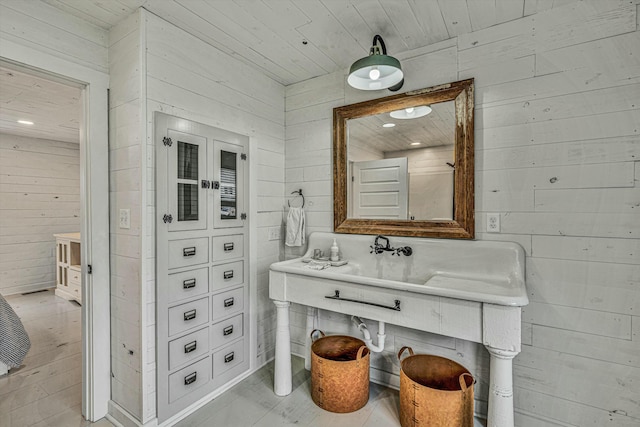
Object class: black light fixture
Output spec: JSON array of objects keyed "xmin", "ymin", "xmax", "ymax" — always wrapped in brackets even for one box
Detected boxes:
[{"xmin": 347, "ymin": 35, "xmax": 404, "ymax": 91}]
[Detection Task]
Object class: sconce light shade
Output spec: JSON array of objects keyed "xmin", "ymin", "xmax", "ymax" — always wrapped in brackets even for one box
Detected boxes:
[
  {"xmin": 389, "ymin": 105, "xmax": 432, "ymax": 119},
  {"xmin": 347, "ymin": 35, "xmax": 404, "ymax": 91}
]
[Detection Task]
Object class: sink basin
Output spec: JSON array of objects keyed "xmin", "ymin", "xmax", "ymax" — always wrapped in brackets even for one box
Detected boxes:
[{"xmin": 270, "ymin": 232, "xmax": 528, "ymax": 306}]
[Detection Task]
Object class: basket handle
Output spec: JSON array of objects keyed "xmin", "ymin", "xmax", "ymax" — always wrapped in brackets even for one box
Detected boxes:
[
  {"xmin": 310, "ymin": 329, "xmax": 325, "ymax": 341},
  {"xmin": 459, "ymin": 372, "xmax": 475, "ymax": 391},
  {"xmin": 356, "ymin": 345, "xmax": 367, "ymax": 360},
  {"xmin": 397, "ymin": 346, "xmax": 414, "ymax": 360}
]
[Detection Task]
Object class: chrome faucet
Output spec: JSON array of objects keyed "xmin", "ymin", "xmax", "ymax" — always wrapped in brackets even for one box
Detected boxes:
[{"xmin": 370, "ymin": 235, "xmax": 412, "ymax": 256}]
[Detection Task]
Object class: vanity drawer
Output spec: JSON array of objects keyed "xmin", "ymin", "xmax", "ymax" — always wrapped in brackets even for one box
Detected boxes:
[
  {"xmin": 211, "ymin": 261, "xmax": 243, "ymax": 292},
  {"xmin": 168, "ymin": 267, "xmax": 209, "ymax": 303},
  {"xmin": 168, "ymin": 356, "xmax": 210, "ymax": 403},
  {"xmin": 210, "ymin": 314, "xmax": 243, "ymax": 350},
  {"xmin": 211, "ymin": 234, "xmax": 243, "ymax": 262},
  {"xmin": 169, "ymin": 237, "xmax": 209, "ymax": 269},
  {"xmin": 211, "ymin": 287, "xmax": 244, "ymax": 322},
  {"xmin": 168, "ymin": 297, "xmax": 209, "ymax": 337},
  {"xmin": 212, "ymin": 339, "xmax": 244, "ymax": 377},
  {"xmin": 169, "ymin": 327, "xmax": 209, "ymax": 370},
  {"xmin": 68, "ymin": 268, "xmax": 81, "ymax": 286}
]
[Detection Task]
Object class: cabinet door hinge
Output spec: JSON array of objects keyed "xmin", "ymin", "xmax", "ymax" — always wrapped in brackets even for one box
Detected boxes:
[
  {"xmin": 241, "ymin": 153, "xmax": 247, "ymax": 160},
  {"xmin": 163, "ymin": 136, "xmax": 173, "ymax": 147},
  {"xmin": 240, "ymin": 213, "xmax": 247, "ymax": 220},
  {"xmin": 88, "ymin": 264, "xmax": 92, "ymax": 274}
]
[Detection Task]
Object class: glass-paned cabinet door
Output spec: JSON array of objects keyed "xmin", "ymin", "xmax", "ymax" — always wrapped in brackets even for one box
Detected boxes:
[
  {"xmin": 167, "ymin": 130, "xmax": 207, "ymax": 231},
  {"xmin": 212, "ymin": 140, "xmax": 246, "ymax": 229}
]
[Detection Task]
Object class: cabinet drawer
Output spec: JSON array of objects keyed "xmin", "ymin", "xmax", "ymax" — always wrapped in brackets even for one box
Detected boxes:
[
  {"xmin": 169, "ymin": 327, "xmax": 209, "ymax": 370},
  {"xmin": 169, "ymin": 237, "xmax": 209, "ymax": 269},
  {"xmin": 168, "ymin": 356, "xmax": 210, "ymax": 403},
  {"xmin": 168, "ymin": 267, "xmax": 208, "ymax": 303},
  {"xmin": 211, "ymin": 261, "xmax": 243, "ymax": 292},
  {"xmin": 212, "ymin": 339, "xmax": 244, "ymax": 378},
  {"xmin": 211, "ymin": 234, "xmax": 243, "ymax": 262},
  {"xmin": 168, "ymin": 297, "xmax": 209, "ymax": 337},
  {"xmin": 68, "ymin": 268, "xmax": 81, "ymax": 286},
  {"xmin": 211, "ymin": 287, "xmax": 243, "ymax": 322},
  {"xmin": 210, "ymin": 314, "xmax": 243, "ymax": 350}
]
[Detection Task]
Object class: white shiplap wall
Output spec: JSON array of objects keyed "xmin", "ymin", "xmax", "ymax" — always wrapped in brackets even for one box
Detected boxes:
[
  {"xmin": 108, "ymin": 9, "xmax": 144, "ymax": 421},
  {"xmin": 0, "ymin": 133, "xmax": 80, "ymax": 295},
  {"xmin": 108, "ymin": 9, "xmax": 286, "ymax": 423},
  {"xmin": 285, "ymin": 1, "xmax": 640, "ymax": 426}
]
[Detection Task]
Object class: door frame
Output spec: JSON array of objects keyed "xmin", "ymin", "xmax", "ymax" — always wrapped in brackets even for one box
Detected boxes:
[{"xmin": 0, "ymin": 40, "xmax": 110, "ymax": 420}]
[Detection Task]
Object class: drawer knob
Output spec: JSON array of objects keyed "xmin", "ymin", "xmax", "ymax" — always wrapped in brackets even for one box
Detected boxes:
[
  {"xmin": 223, "ymin": 297, "xmax": 234, "ymax": 308},
  {"xmin": 183, "ymin": 247, "xmax": 196, "ymax": 257},
  {"xmin": 223, "ymin": 325, "xmax": 233, "ymax": 336},
  {"xmin": 183, "ymin": 278, "xmax": 196, "ymax": 289},
  {"xmin": 184, "ymin": 372, "xmax": 197, "ymax": 385},
  {"xmin": 224, "ymin": 351, "xmax": 235, "ymax": 363},
  {"xmin": 223, "ymin": 270, "xmax": 234, "ymax": 280},
  {"xmin": 223, "ymin": 242, "xmax": 234, "ymax": 252},
  {"xmin": 184, "ymin": 309, "xmax": 197, "ymax": 321},
  {"xmin": 184, "ymin": 341, "xmax": 197, "ymax": 354}
]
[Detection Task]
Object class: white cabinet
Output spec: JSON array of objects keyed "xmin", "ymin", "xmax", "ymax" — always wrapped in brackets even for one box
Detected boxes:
[
  {"xmin": 54, "ymin": 233, "xmax": 81, "ymax": 304},
  {"xmin": 155, "ymin": 113, "xmax": 250, "ymax": 423}
]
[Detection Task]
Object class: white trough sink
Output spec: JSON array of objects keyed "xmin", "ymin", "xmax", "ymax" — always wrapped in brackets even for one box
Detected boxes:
[{"xmin": 270, "ymin": 232, "xmax": 528, "ymax": 307}]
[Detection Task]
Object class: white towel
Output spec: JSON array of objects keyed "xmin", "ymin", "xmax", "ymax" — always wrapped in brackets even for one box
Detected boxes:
[{"xmin": 285, "ymin": 207, "xmax": 306, "ymax": 247}]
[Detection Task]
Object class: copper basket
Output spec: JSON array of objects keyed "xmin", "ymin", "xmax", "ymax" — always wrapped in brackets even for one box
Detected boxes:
[
  {"xmin": 398, "ymin": 346, "xmax": 475, "ymax": 427},
  {"xmin": 310, "ymin": 329, "xmax": 370, "ymax": 413}
]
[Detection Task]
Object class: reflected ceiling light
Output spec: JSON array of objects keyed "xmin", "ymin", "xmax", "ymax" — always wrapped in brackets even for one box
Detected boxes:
[
  {"xmin": 410, "ymin": 142, "xmax": 421, "ymax": 146},
  {"xmin": 382, "ymin": 123, "xmax": 396, "ymax": 128},
  {"xmin": 390, "ymin": 105, "xmax": 432, "ymax": 119},
  {"xmin": 17, "ymin": 120, "xmax": 34, "ymax": 125},
  {"xmin": 347, "ymin": 35, "xmax": 404, "ymax": 92}
]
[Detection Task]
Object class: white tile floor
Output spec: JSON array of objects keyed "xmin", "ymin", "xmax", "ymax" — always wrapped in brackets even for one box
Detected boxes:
[{"xmin": 2, "ymin": 290, "xmax": 485, "ymax": 426}]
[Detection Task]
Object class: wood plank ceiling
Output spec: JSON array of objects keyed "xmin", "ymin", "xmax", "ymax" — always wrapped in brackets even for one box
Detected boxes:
[
  {"xmin": 42, "ymin": 0, "xmax": 559, "ymax": 86},
  {"xmin": 1, "ymin": 0, "xmax": 564, "ymax": 143}
]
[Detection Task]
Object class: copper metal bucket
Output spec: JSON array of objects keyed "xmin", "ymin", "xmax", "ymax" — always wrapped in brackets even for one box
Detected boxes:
[
  {"xmin": 398, "ymin": 346, "xmax": 475, "ymax": 427},
  {"xmin": 310, "ymin": 329, "xmax": 370, "ymax": 413}
]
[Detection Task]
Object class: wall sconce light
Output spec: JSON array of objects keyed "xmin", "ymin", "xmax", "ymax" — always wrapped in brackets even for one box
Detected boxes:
[{"xmin": 347, "ymin": 35, "xmax": 404, "ymax": 91}]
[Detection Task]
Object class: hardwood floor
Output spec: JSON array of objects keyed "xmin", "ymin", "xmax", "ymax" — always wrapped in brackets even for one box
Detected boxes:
[
  {"xmin": 2, "ymin": 290, "xmax": 485, "ymax": 426},
  {"xmin": 0, "ymin": 289, "xmax": 110, "ymax": 427}
]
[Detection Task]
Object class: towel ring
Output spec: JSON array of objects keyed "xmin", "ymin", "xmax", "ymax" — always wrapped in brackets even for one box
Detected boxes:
[{"xmin": 288, "ymin": 189, "xmax": 305, "ymax": 208}]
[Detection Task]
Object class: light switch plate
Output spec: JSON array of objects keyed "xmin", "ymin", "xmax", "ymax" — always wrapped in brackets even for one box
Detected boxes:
[{"xmin": 119, "ymin": 209, "xmax": 130, "ymax": 229}]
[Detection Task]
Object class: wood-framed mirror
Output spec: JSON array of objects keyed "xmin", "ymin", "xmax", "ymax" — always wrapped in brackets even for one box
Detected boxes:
[{"xmin": 333, "ymin": 78, "xmax": 474, "ymax": 239}]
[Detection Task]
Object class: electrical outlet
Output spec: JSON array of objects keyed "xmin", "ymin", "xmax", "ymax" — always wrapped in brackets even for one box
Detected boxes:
[
  {"xmin": 486, "ymin": 213, "xmax": 500, "ymax": 233},
  {"xmin": 268, "ymin": 227, "xmax": 281, "ymax": 241},
  {"xmin": 119, "ymin": 209, "xmax": 130, "ymax": 229}
]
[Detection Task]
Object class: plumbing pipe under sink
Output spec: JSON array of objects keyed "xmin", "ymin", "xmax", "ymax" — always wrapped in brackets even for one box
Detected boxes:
[{"xmin": 352, "ymin": 315, "xmax": 386, "ymax": 352}]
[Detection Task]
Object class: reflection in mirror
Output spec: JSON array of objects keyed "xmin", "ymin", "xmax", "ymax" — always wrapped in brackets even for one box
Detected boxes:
[
  {"xmin": 347, "ymin": 101, "xmax": 455, "ymax": 221},
  {"xmin": 333, "ymin": 79, "xmax": 474, "ymax": 239}
]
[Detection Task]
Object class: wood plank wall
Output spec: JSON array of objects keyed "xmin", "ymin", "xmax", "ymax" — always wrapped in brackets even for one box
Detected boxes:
[
  {"xmin": 108, "ymin": 10, "xmax": 144, "ymax": 421},
  {"xmin": 108, "ymin": 10, "xmax": 286, "ymax": 422},
  {"xmin": 284, "ymin": 1, "xmax": 640, "ymax": 425},
  {"xmin": 0, "ymin": 134, "xmax": 80, "ymax": 295}
]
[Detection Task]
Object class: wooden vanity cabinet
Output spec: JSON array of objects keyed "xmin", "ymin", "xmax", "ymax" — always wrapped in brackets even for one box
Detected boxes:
[{"xmin": 54, "ymin": 232, "xmax": 81, "ymax": 304}]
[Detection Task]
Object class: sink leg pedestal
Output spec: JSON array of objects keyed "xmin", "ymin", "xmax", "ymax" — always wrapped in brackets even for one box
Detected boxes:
[
  {"xmin": 485, "ymin": 346, "xmax": 518, "ymax": 427},
  {"xmin": 273, "ymin": 300, "xmax": 292, "ymax": 396}
]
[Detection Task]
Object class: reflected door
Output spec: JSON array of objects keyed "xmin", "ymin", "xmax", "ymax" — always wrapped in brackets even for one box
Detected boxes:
[{"xmin": 351, "ymin": 157, "xmax": 408, "ymax": 219}]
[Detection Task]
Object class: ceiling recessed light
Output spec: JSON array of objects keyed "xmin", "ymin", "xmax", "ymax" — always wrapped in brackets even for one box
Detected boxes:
[
  {"xmin": 382, "ymin": 123, "xmax": 395, "ymax": 128},
  {"xmin": 410, "ymin": 142, "xmax": 421, "ymax": 146},
  {"xmin": 17, "ymin": 120, "xmax": 34, "ymax": 125}
]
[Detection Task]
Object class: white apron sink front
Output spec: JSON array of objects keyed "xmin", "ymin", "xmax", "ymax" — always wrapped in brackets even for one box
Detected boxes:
[{"xmin": 269, "ymin": 232, "xmax": 528, "ymax": 427}]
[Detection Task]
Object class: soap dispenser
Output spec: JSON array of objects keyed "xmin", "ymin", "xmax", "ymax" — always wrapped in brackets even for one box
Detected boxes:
[{"xmin": 330, "ymin": 238, "xmax": 340, "ymax": 261}]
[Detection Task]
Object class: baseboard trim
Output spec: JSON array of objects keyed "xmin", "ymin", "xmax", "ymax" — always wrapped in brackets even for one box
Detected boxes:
[{"xmin": 2, "ymin": 283, "xmax": 55, "ymax": 296}]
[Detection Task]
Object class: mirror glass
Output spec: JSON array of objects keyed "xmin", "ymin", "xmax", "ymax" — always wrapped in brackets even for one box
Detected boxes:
[
  {"xmin": 347, "ymin": 100, "xmax": 455, "ymax": 221},
  {"xmin": 333, "ymin": 79, "xmax": 474, "ymax": 239}
]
